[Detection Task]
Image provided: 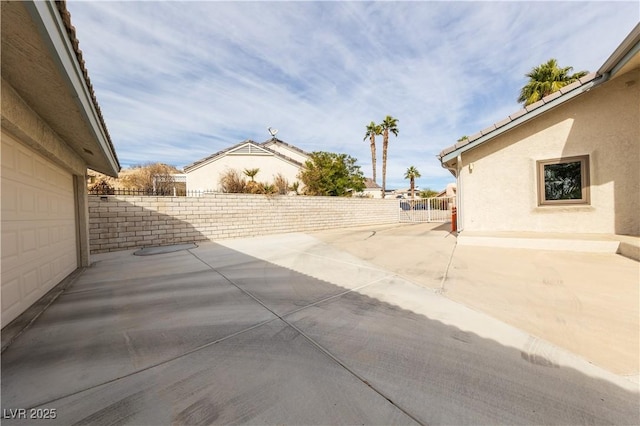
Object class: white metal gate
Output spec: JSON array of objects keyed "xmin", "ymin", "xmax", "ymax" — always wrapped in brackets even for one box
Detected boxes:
[{"xmin": 399, "ymin": 197, "xmax": 454, "ymax": 223}]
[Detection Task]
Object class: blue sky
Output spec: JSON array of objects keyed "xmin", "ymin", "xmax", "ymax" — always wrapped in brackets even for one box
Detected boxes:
[{"xmin": 67, "ymin": 1, "xmax": 639, "ymax": 192}]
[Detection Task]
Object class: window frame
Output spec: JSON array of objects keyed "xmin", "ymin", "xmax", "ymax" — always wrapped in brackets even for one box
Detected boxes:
[{"xmin": 537, "ymin": 155, "xmax": 590, "ymax": 206}]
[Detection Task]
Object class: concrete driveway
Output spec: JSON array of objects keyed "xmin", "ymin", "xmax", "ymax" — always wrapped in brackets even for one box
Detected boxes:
[
  {"xmin": 314, "ymin": 223, "xmax": 640, "ymax": 377},
  {"xmin": 1, "ymin": 226, "xmax": 638, "ymax": 425}
]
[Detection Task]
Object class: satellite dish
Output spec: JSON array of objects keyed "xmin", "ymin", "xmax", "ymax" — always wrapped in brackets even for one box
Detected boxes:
[{"xmin": 268, "ymin": 127, "xmax": 278, "ymax": 137}]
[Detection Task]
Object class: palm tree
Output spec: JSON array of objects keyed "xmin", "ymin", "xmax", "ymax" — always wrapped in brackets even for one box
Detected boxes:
[
  {"xmin": 404, "ymin": 166, "xmax": 421, "ymax": 199},
  {"xmin": 243, "ymin": 168, "xmax": 259, "ymax": 181},
  {"xmin": 363, "ymin": 121, "xmax": 382, "ymax": 184},
  {"xmin": 380, "ymin": 115, "xmax": 399, "ymax": 198},
  {"xmin": 518, "ymin": 58, "xmax": 588, "ymax": 106}
]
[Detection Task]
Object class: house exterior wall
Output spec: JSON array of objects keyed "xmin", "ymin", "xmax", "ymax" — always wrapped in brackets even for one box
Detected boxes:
[
  {"xmin": 458, "ymin": 69, "xmax": 639, "ymax": 235},
  {"xmin": 88, "ymin": 194, "xmax": 399, "ymax": 253},
  {"xmin": 186, "ymin": 154, "xmax": 303, "ymax": 192},
  {"xmin": 359, "ymin": 188, "xmax": 383, "ymax": 198}
]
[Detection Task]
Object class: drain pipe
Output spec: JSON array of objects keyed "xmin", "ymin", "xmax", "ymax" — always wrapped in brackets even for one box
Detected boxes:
[
  {"xmin": 456, "ymin": 154, "xmax": 463, "ymax": 233},
  {"xmin": 438, "ymin": 154, "xmax": 462, "ymax": 294},
  {"xmin": 441, "ymin": 154, "xmax": 463, "ymax": 233}
]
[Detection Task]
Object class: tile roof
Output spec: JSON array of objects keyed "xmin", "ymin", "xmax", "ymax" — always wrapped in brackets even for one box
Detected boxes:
[
  {"xmin": 439, "ymin": 22, "xmax": 640, "ymax": 163},
  {"xmin": 363, "ymin": 178, "xmax": 382, "ymax": 189},
  {"xmin": 261, "ymin": 138, "xmax": 310, "ymax": 155},
  {"xmin": 438, "ymin": 72, "xmax": 600, "ymax": 159},
  {"xmin": 55, "ymin": 0, "xmax": 120, "ymax": 169}
]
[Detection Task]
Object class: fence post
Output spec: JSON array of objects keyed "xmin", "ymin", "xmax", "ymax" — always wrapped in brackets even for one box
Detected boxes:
[{"xmin": 427, "ymin": 197, "xmax": 431, "ymax": 222}]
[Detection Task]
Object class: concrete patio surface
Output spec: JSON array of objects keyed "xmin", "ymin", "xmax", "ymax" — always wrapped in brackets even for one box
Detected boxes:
[
  {"xmin": 314, "ymin": 223, "xmax": 640, "ymax": 378},
  {"xmin": 2, "ymin": 225, "xmax": 639, "ymax": 425}
]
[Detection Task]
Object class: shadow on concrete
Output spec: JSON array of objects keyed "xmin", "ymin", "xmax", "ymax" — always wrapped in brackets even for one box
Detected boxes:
[
  {"xmin": 1, "ymin": 206, "xmax": 638, "ymax": 425},
  {"xmin": 1, "ymin": 199, "xmax": 210, "ymax": 352}
]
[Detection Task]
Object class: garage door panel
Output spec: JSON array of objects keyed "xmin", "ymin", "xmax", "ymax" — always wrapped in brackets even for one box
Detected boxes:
[
  {"xmin": 39, "ymin": 264, "xmax": 53, "ymax": 289},
  {"xmin": 1, "ymin": 183, "xmax": 18, "ymax": 216},
  {"xmin": 1, "ymin": 226, "xmax": 19, "ymax": 264},
  {"xmin": 38, "ymin": 226, "xmax": 50, "ymax": 248},
  {"xmin": 1, "ymin": 276, "xmax": 21, "ymax": 314},
  {"xmin": 1, "ymin": 132, "xmax": 78, "ymax": 326},
  {"xmin": 19, "ymin": 185, "xmax": 37, "ymax": 216},
  {"xmin": 2, "ymin": 138, "xmax": 17, "ymax": 170},
  {"xmin": 23, "ymin": 270, "xmax": 39, "ymax": 298},
  {"xmin": 1, "ymin": 221, "xmax": 75, "ymax": 272},
  {"xmin": 1, "ymin": 267, "xmax": 60, "ymax": 325}
]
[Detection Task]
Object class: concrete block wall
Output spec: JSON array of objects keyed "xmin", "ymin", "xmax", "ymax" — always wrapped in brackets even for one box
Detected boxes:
[{"xmin": 89, "ymin": 194, "xmax": 399, "ymax": 253}]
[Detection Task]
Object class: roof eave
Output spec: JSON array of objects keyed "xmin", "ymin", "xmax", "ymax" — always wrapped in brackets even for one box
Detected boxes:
[
  {"xmin": 184, "ymin": 140, "xmax": 304, "ymax": 173},
  {"xmin": 439, "ymin": 78, "xmax": 601, "ymax": 165},
  {"xmin": 597, "ymin": 23, "xmax": 640, "ymax": 77},
  {"xmin": 27, "ymin": 0, "xmax": 120, "ymax": 176}
]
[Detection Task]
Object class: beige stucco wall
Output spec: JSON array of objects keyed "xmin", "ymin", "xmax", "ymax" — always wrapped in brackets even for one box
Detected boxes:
[
  {"xmin": 458, "ymin": 69, "xmax": 639, "ymax": 235},
  {"xmin": 358, "ymin": 188, "xmax": 383, "ymax": 198},
  {"xmin": 186, "ymin": 154, "xmax": 303, "ymax": 192}
]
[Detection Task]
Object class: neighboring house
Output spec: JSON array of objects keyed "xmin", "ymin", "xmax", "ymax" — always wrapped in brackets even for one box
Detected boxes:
[
  {"xmin": 88, "ymin": 168, "xmax": 187, "ymax": 195},
  {"xmin": 435, "ymin": 183, "xmax": 457, "ymax": 199},
  {"xmin": 184, "ymin": 138, "xmax": 309, "ymax": 192},
  {"xmin": 393, "ymin": 188, "xmax": 420, "ymax": 199},
  {"xmin": 358, "ymin": 178, "xmax": 383, "ymax": 198},
  {"xmin": 439, "ymin": 23, "xmax": 639, "ymax": 236},
  {"xmin": 1, "ymin": 1, "xmax": 120, "ymax": 325}
]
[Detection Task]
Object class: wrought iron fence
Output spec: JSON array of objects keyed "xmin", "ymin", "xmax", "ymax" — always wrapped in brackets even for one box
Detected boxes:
[
  {"xmin": 398, "ymin": 196, "xmax": 455, "ymax": 222},
  {"xmin": 88, "ymin": 188, "xmax": 190, "ymax": 196}
]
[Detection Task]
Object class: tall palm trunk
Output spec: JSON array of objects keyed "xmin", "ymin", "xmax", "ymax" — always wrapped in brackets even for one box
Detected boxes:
[
  {"xmin": 364, "ymin": 121, "xmax": 381, "ymax": 184},
  {"xmin": 369, "ymin": 133, "xmax": 377, "ymax": 184},
  {"xmin": 410, "ymin": 177, "xmax": 415, "ymax": 199},
  {"xmin": 382, "ymin": 129, "xmax": 388, "ymax": 198},
  {"xmin": 379, "ymin": 115, "xmax": 398, "ymax": 199}
]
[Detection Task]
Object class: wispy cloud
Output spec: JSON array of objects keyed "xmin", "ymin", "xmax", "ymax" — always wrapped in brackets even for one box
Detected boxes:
[{"xmin": 67, "ymin": 0, "xmax": 638, "ymax": 191}]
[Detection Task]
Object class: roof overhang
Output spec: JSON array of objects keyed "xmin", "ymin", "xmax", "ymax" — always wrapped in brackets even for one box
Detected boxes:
[
  {"xmin": 1, "ymin": 1, "xmax": 120, "ymax": 176},
  {"xmin": 598, "ymin": 23, "xmax": 640, "ymax": 79},
  {"xmin": 439, "ymin": 75, "xmax": 602, "ymax": 165},
  {"xmin": 438, "ymin": 22, "xmax": 640, "ymax": 168}
]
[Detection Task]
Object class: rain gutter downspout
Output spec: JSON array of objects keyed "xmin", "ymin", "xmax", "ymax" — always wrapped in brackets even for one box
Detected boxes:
[
  {"xmin": 441, "ymin": 154, "xmax": 463, "ymax": 233},
  {"xmin": 455, "ymin": 154, "xmax": 462, "ymax": 233}
]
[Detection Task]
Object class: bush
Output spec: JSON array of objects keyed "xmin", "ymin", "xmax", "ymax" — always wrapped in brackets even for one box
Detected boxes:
[
  {"xmin": 219, "ymin": 169, "xmax": 247, "ymax": 193},
  {"xmin": 273, "ymin": 173, "xmax": 289, "ymax": 195},
  {"xmin": 88, "ymin": 179, "xmax": 115, "ymax": 195}
]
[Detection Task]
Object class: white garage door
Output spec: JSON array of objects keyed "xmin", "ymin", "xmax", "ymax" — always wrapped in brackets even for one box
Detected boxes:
[{"xmin": 1, "ymin": 132, "xmax": 78, "ymax": 326}]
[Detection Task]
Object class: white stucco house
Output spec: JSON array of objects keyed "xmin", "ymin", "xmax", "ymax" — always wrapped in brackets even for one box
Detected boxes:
[
  {"xmin": 184, "ymin": 138, "xmax": 309, "ymax": 193},
  {"xmin": 357, "ymin": 178, "xmax": 383, "ymax": 198},
  {"xmin": 439, "ymin": 23, "xmax": 639, "ymax": 239},
  {"xmin": 1, "ymin": 1, "xmax": 120, "ymax": 327}
]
